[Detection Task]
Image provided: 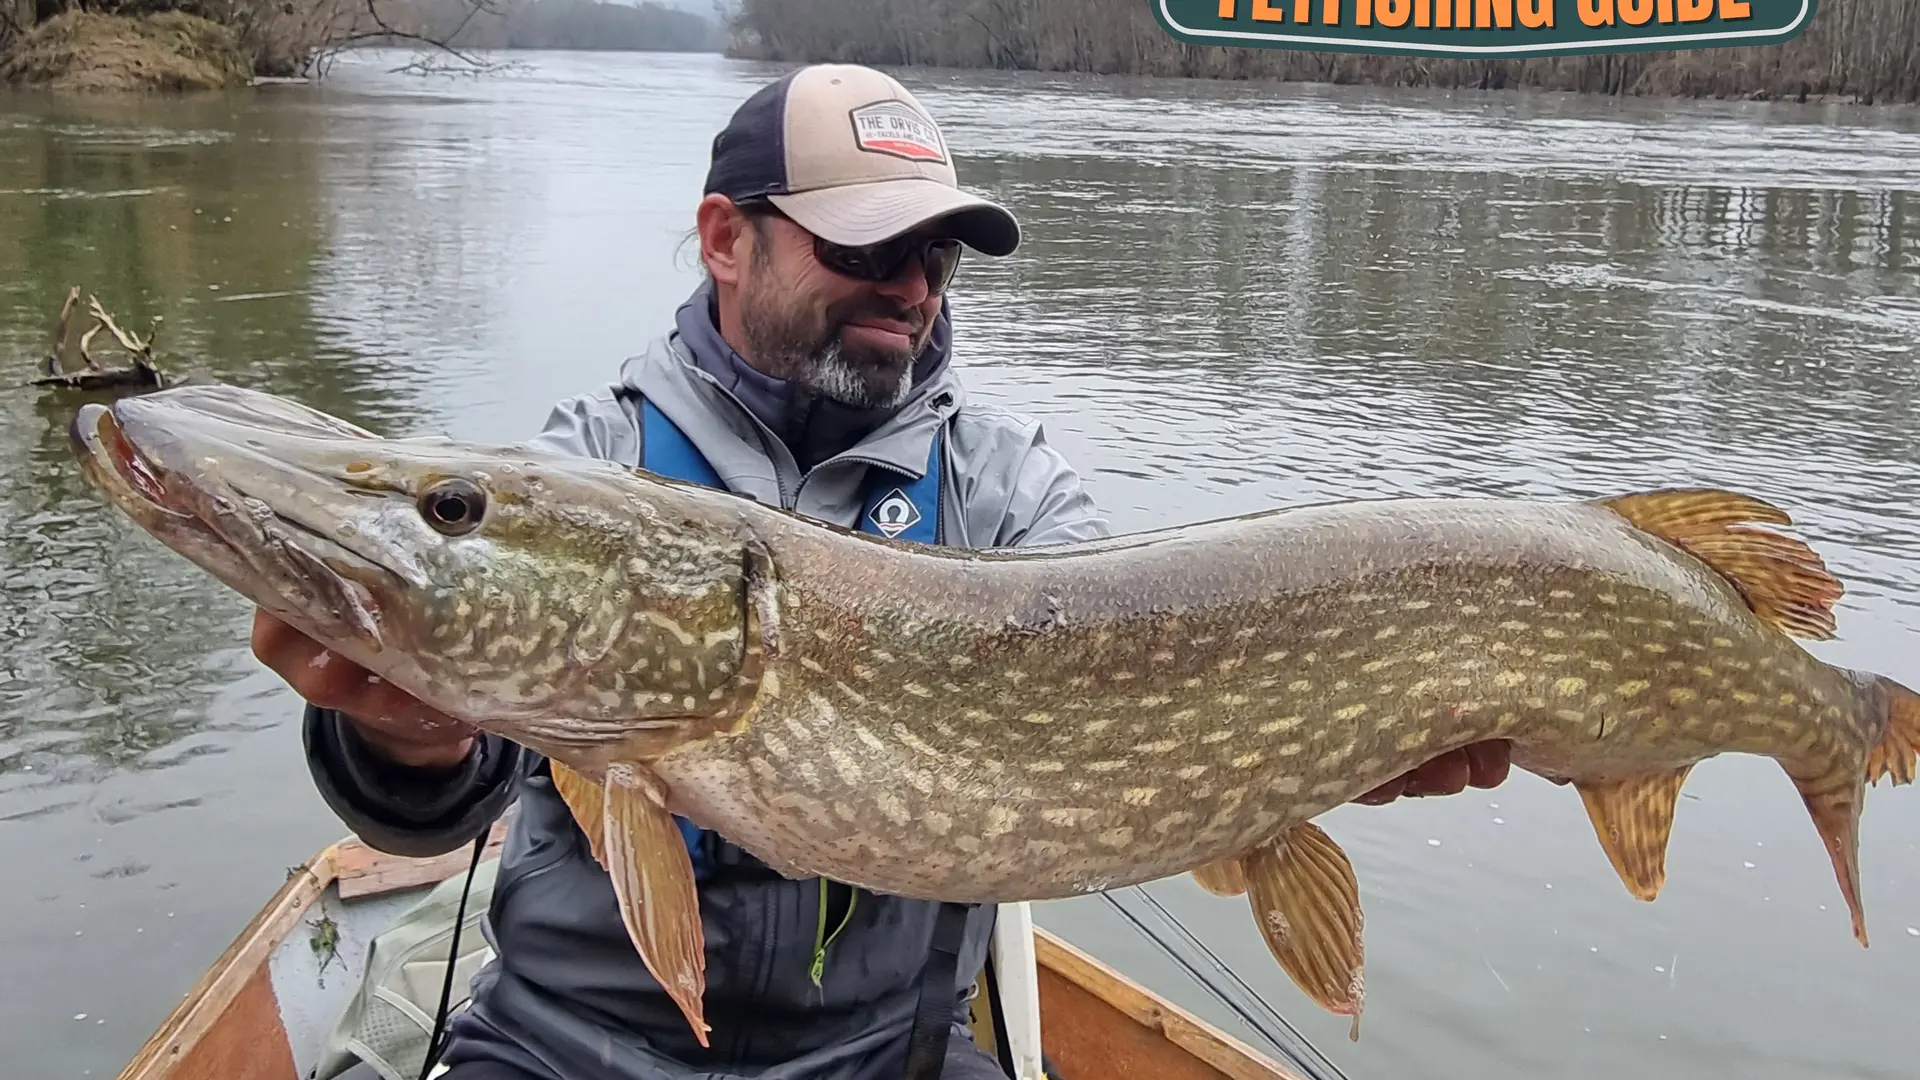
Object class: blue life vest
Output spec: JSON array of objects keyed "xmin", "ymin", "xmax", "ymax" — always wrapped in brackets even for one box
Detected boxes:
[{"xmin": 635, "ymin": 394, "xmax": 945, "ymax": 878}]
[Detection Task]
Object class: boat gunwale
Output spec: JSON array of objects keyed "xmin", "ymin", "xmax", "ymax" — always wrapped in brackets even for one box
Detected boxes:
[{"xmin": 116, "ymin": 828, "xmax": 1312, "ymax": 1080}]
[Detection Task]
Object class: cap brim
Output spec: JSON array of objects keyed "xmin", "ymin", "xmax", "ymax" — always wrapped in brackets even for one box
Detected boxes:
[{"xmin": 769, "ymin": 179, "xmax": 1020, "ymax": 257}]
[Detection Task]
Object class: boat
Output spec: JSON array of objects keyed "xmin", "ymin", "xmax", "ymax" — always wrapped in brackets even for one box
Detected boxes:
[{"xmin": 115, "ymin": 818, "xmax": 1317, "ymax": 1080}]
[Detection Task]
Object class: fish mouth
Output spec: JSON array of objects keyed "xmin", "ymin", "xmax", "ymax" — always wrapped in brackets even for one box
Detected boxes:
[{"xmin": 69, "ymin": 392, "xmax": 400, "ymax": 655}]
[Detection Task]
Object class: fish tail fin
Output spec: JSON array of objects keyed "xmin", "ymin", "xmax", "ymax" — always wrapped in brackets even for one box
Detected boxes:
[
  {"xmin": 1865, "ymin": 674, "xmax": 1920, "ymax": 789},
  {"xmin": 1787, "ymin": 760, "xmax": 1870, "ymax": 948},
  {"xmin": 1793, "ymin": 673, "xmax": 1920, "ymax": 951},
  {"xmin": 1595, "ymin": 489, "xmax": 1843, "ymax": 640}
]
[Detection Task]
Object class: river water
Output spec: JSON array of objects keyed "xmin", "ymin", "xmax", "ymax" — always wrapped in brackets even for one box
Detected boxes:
[{"xmin": 3, "ymin": 47, "xmax": 1919, "ymax": 1080}]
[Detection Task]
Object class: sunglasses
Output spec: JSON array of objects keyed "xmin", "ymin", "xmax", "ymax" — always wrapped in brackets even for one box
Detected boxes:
[{"xmin": 739, "ymin": 199, "xmax": 963, "ymax": 296}]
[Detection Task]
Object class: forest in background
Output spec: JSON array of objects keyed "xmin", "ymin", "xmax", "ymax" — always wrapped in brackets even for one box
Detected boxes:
[
  {"xmin": 0, "ymin": 0, "xmax": 722, "ymax": 85},
  {"xmin": 383, "ymin": 0, "xmax": 722, "ymax": 53},
  {"xmin": 723, "ymin": 0, "xmax": 1920, "ymax": 103}
]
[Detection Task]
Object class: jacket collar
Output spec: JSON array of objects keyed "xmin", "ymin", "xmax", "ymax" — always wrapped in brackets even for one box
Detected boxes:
[
  {"xmin": 663, "ymin": 279, "xmax": 958, "ymax": 474},
  {"xmin": 617, "ymin": 285, "xmax": 964, "ymax": 499}
]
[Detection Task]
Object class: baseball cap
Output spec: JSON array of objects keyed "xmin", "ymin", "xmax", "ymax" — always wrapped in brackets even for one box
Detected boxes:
[{"xmin": 703, "ymin": 64, "xmax": 1021, "ymax": 257}]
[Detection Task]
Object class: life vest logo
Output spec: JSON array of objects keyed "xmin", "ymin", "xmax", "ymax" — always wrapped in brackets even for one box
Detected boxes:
[{"xmin": 868, "ymin": 489, "xmax": 922, "ymax": 538}]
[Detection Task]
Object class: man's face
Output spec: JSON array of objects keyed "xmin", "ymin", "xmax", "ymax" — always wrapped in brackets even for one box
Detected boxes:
[{"xmin": 733, "ymin": 209, "xmax": 949, "ymax": 410}]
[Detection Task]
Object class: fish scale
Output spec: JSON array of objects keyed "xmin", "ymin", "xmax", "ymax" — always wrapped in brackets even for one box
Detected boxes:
[
  {"xmin": 655, "ymin": 506, "xmax": 1877, "ymax": 904},
  {"xmin": 66, "ymin": 382, "xmax": 1920, "ymax": 1050}
]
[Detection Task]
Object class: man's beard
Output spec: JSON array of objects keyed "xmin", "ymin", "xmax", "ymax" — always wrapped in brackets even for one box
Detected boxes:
[{"xmin": 738, "ymin": 286, "xmax": 929, "ymax": 410}]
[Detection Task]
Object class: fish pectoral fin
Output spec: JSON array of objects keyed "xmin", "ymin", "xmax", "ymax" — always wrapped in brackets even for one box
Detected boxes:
[
  {"xmin": 603, "ymin": 763, "xmax": 711, "ymax": 1046},
  {"xmin": 1191, "ymin": 856, "xmax": 1248, "ymax": 897},
  {"xmin": 1572, "ymin": 767, "xmax": 1693, "ymax": 901},
  {"xmin": 1593, "ymin": 488, "xmax": 1843, "ymax": 640},
  {"xmin": 550, "ymin": 761, "xmax": 608, "ymax": 868},
  {"xmin": 1242, "ymin": 822, "xmax": 1365, "ymax": 1042}
]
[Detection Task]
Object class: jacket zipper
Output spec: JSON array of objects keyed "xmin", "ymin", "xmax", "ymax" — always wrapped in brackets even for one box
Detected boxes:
[
  {"xmin": 789, "ymin": 393, "xmax": 956, "ymax": 517},
  {"xmin": 671, "ymin": 341, "xmax": 955, "ymax": 515},
  {"xmin": 665, "ymin": 349, "xmax": 941, "ymax": 995},
  {"xmin": 809, "ymin": 877, "xmax": 858, "ymax": 994},
  {"xmin": 669, "ymin": 343, "xmax": 806, "ymax": 508}
]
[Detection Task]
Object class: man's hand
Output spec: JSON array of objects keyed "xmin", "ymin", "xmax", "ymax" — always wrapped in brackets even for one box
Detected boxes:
[
  {"xmin": 251, "ymin": 609, "xmax": 476, "ymax": 771},
  {"xmin": 1352, "ymin": 740, "xmax": 1512, "ymax": 805}
]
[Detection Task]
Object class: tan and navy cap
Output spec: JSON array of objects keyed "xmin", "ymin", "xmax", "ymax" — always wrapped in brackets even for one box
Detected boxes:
[{"xmin": 703, "ymin": 64, "xmax": 1020, "ymax": 257}]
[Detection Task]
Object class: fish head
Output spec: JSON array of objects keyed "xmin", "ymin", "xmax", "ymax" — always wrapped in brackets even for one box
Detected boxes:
[{"xmin": 70, "ymin": 383, "xmax": 765, "ymax": 750}]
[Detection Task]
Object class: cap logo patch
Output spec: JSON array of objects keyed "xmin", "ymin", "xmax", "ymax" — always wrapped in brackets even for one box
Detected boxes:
[{"xmin": 848, "ymin": 101, "xmax": 946, "ymax": 164}]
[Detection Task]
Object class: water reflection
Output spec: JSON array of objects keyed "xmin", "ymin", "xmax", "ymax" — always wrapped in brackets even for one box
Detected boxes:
[{"xmin": 1, "ymin": 99, "xmax": 309, "ymax": 783}]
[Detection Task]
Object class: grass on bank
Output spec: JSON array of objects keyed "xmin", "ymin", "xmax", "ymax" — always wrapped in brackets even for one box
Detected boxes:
[{"xmin": 0, "ymin": 10, "xmax": 252, "ymax": 91}]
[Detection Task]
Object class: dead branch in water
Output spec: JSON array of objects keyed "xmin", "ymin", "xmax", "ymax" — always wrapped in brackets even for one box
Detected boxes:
[
  {"xmin": 30, "ymin": 286, "xmax": 177, "ymax": 393},
  {"xmin": 43, "ymin": 284, "xmax": 81, "ymax": 377}
]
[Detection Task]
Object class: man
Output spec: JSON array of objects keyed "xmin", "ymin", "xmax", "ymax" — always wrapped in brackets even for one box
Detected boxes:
[{"xmin": 254, "ymin": 63, "xmax": 1512, "ymax": 1080}]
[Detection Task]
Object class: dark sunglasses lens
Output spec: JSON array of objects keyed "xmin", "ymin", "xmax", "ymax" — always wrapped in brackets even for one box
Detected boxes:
[
  {"xmin": 817, "ymin": 237, "xmax": 963, "ymax": 294},
  {"xmin": 816, "ymin": 241, "xmax": 893, "ymax": 281},
  {"xmin": 924, "ymin": 241, "xmax": 961, "ymax": 293}
]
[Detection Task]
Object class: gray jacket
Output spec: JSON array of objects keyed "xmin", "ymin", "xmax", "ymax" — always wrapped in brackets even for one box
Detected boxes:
[{"xmin": 302, "ymin": 283, "xmax": 1111, "ymax": 1080}]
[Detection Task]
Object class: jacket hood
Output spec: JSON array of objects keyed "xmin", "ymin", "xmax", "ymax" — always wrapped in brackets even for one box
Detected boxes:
[{"xmin": 647, "ymin": 278, "xmax": 956, "ymax": 472}]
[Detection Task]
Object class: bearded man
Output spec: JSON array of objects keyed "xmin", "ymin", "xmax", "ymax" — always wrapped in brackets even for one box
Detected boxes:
[{"xmin": 251, "ymin": 63, "xmax": 1513, "ymax": 1080}]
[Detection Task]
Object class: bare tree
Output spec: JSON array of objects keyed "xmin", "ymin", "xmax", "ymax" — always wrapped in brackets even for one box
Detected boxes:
[{"xmin": 723, "ymin": 0, "xmax": 1920, "ymax": 103}]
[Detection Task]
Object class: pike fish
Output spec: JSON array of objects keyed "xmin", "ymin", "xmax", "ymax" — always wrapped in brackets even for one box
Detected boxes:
[{"xmin": 69, "ymin": 382, "xmax": 1920, "ymax": 1046}]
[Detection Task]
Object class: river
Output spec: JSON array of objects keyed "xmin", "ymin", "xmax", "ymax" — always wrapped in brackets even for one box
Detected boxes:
[{"xmin": 2, "ymin": 47, "xmax": 1919, "ymax": 1080}]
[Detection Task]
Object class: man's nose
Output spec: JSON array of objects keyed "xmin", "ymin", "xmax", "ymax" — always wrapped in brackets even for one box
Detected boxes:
[{"xmin": 872, "ymin": 251, "xmax": 931, "ymax": 306}]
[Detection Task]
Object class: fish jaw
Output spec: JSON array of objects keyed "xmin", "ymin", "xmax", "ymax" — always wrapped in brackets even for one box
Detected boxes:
[
  {"xmin": 70, "ymin": 398, "xmax": 391, "ymax": 657},
  {"xmin": 67, "ymin": 383, "xmax": 771, "ymax": 750}
]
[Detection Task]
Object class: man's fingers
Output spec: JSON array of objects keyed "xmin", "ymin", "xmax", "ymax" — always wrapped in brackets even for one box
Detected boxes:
[
  {"xmin": 1464, "ymin": 739, "xmax": 1512, "ymax": 789},
  {"xmin": 252, "ymin": 609, "xmax": 356, "ymax": 709},
  {"xmin": 1351, "ymin": 740, "xmax": 1514, "ymax": 807},
  {"xmin": 1404, "ymin": 749, "xmax": 1472, "ymax": 797},
  {"xmin": 250, "ymin": 609, "xmax": 309, "ymax": 676},
  {"xmin": 249, "ymin": 609, "xmax": 464, "ymax": 732},
  {"xmin": 1352, "ymin": 775, "xmax": 1408, "ymax": 806}
]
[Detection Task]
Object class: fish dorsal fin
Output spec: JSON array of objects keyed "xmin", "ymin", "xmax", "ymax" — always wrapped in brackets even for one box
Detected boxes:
[{"xmin": 1595, "ymin": 488, "xmax": 1844, "ymax": 640}]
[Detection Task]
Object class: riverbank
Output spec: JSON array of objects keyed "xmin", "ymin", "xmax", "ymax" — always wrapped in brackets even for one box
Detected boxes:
[
  {"xmin": 724, "ymin": 0, "xmax": 1920, "ymax": 104},
  {"xmin": 0, "ymin": 0, "xmax": 723, "ymax": 94},
  {"xmin": 0, "ymin": 11, "xmax": 252, "ymax": 92}
]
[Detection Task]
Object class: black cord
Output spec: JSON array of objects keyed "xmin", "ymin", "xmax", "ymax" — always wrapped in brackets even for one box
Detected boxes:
[
  {"xmin": 1129, "ymin": 886, "xmax": 1344, "ymax": 1078},
  {"xmin": 1097, "ymin": 886, "xmax": 1349, "ymax": 1080},
  {"xmin": 982, "ymin": 952, "xmax": 1018, "ymax": 1079},
  {"xmin": 417, "ymin": 833, "xmax": 487, "ymax": 1080}
]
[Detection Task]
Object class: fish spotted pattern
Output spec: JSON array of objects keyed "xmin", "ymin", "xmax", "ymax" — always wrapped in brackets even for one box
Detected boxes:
[{"xmin": 67, "ymin": 383, "xmax": 1920, "ymax": 1049}]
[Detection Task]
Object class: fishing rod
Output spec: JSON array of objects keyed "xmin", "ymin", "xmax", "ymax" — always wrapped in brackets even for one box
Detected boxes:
[{"xmin": 1097, "ymin": 885, "xmax": 1352, "ymax": 1080}]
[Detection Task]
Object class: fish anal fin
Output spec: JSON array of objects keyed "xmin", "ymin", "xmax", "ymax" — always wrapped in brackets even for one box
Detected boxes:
[
  {"xmin": 1572, "ymin": 766, "xmax": 1693, "ymax": 901},
  {"xmin": 1595, "ymin": 488, "xmax": 1843, "ymax": 640},
  {"xmin": 550, "ymin": 761, "xmax": 608, "ymax": 868},
  {"xmin": 603, "ymin": 763, "xmax": 711, "ymax": 1045},
  {"xmin": 1191, "ymin": 856, "xmax": 1247, "ymax": 896},
  {"xmin": 1242, "ymin": 822, "xmax": 1365, "ymax": 1042},
  {"xmin": 1788, "ymin": 764, "xmax": 1869, "ymax": 948},
  {"xmin": 1865, "ymin": 675, "xmax": 1920, "ymax": 788}
]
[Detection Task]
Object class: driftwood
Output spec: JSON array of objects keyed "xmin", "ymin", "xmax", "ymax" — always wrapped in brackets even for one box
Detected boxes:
[{"xmin": 30, "ymin": 285, "xmax": 176, "ymax": 392}]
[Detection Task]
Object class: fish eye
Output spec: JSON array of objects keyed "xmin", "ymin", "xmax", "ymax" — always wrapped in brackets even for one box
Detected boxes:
[{"xmin": 419, "ymin": 478, "xmax": 487, "ymax": 536}]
